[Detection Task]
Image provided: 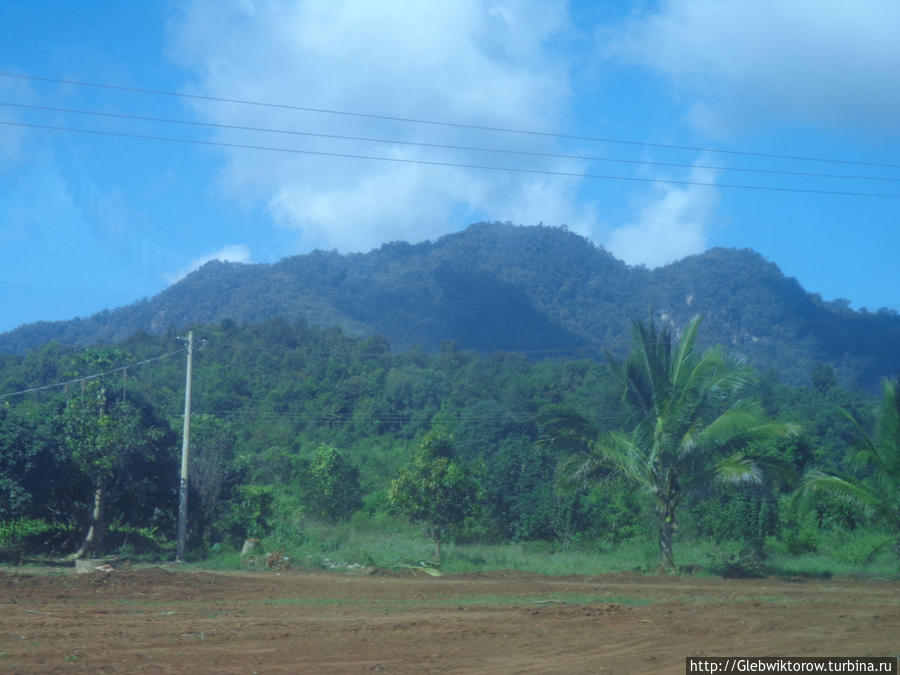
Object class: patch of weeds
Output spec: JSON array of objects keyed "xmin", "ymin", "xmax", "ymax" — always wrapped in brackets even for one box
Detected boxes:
[
  {"xmin": 187, "ymin": 550, "xmax": 244, "ymax": 571},
  {"xmin": 454, "ymin": 550, "xmax": 487, "ymax": 567},
  {"xmin": 708, "ymin": 548, "xmax": 767, "ymax": 579},
  {"xmin": 829, "ymin": 531, "xmax": 894, "ymax": 566},
  {"xmin": 764, "ymin": 550, "xmax": 899, "ymax": 580}
]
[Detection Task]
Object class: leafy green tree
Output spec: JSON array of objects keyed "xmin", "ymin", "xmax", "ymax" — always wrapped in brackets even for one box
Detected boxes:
[
  {"xmin": 0, "ymin": 404, "xmax": 39, "ymax": 520},
  {"xmin": 62, "ymin": 394, "xmax": 158, "ymax": 558},
  {"xmin": 553, "ymin": 316, "xmax": 796, "ymax": 571},
  {"xmin": 307, "ymin": 444, "xmax": 363, "ymax": 522},
  {"xmin": 60, "ymin": 349, "xmax": 168, "ymax": 559},
  {"xmin": 224, "ymin": 484, "xmax": 275, "ymax": 542},
  {"xmin": 389, "ymin": 428, "xmax": 479, "ymax": 560},
  {"xmin": 796, "ymin": 378, "xmax": 900, "ymax": 567}
]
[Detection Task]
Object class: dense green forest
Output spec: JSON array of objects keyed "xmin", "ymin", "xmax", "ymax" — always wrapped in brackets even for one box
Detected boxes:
[
  {"xmin": 1, "ymin": 315, "xmax": 897, "ymax": 575},
  {"xmin": 3, "ymin": 223, "xmax": 899, "ymax": 391}
]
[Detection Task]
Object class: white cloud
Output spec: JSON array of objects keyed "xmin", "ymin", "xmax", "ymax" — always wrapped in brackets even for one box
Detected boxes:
[
  {"xmin": 168, "ymin": 0, "xmax": 595, "ymax": 252},
  {"xmin": 164, "ymin": 244, "xmax": 252, "ymax": 284},
  {"xmin": 607, "ymin": 0, "xmax": 900, "ymax": 136},
  {"xmin": 605, "ymin": 164, "xmax": 719, "ymax": 268}
]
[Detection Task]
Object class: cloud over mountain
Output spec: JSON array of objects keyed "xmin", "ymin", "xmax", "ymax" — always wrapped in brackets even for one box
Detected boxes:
[{"xmin": 169, "ymin": 0, "xmax": 594, "ymax": 252}]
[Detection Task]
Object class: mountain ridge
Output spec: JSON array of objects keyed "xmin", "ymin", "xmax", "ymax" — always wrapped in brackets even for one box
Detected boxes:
[{"xmin": 2, "ymin": 222, "xmax": 897, "ymax": 389}]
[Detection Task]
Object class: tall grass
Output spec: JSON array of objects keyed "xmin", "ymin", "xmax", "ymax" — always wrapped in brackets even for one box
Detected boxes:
[{"xmin": 192, "ymin": 515, "xmax": 897, "ymax": 579}]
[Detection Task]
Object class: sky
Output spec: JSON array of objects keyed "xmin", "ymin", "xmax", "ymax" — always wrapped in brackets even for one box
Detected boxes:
[{"xmin": 1, "ymin": 0, "xmax": 898, "ymax": 335}]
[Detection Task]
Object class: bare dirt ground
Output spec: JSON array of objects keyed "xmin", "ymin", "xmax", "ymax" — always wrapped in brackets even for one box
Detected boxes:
[{"xmin": 1, "ymin": 566, "xmax": 897, "ymax": 674}]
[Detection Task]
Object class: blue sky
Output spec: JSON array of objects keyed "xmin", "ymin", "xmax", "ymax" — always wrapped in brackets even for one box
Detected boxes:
[{"xmin": 1, "ymin": 0, "xmax": 898, "ymax": 335}]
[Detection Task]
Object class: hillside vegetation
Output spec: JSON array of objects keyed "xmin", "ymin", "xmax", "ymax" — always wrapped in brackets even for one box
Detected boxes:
[
  {"xmin": 2, "ymin": 316, "xmax": 895, "ymax": 575},
  {"xmin": 2, "ymin": 223, "xmax": 897, "ymax": 390}
]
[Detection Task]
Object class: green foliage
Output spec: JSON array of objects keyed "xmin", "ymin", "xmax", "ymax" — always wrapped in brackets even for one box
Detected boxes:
[
  {"xmin": 62, "ymin": 397, "xmax": 140, "ymax": 487},
  {"xmin": 54, "ymin": 348, "xmax": 175, "ymax": 557},
  {"xmin": 687, "ymin": 484, "xmax": 778, "ymax": 558},
  {"xmin": 2, "ymin": 309, "xmax": 898, "ymax": 573},
  {"xmin": 307, "ymin": 445, "xmax": 363, "ymax": 522},
  {"xmin": 554, "ymin": 316, "xmax": 796, "ymax": 571},
  {"xmin": 389, "ymin": 428, "xmax": 480, "ymax": 555},
  {"xmin": 0, "ymin": 517, "xmax": 55, "ymax": 546},
  {"xmin": 795, "ymin": 378, "xmax": 900, "ymax": 567},
  {"xmin": 225, "ymin": 484, "xmax": 276, "ymax": 542},
  {"xmin": 5, "ymin": 223, "xmax": 900, "ymax": 392}
]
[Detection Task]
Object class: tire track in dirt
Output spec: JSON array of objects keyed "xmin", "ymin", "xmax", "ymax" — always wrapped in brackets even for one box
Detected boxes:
[{"xmin": 1, "ymin": 567, "xmax": 897, "ymax": 673}]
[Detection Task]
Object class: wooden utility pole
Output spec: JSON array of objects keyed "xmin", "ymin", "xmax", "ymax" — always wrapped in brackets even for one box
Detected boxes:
[{"xmin": 176, "ymin": 331, "xmax": 194, "ymax": 563}]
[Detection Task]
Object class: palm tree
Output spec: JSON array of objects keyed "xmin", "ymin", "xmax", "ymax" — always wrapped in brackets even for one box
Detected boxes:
[
  {"xmin": 796, "ymin": 378, "xmax": 900, "ymax": 568},
  {"xmin": 554, "ymin": 315, "xmax": 796, "ymax": 571}
]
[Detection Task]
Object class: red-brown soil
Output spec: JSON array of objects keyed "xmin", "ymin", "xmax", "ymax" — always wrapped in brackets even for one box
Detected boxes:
[{"xmin": 1, "ymin": 566, "xmax": 897, "ymax": 673}]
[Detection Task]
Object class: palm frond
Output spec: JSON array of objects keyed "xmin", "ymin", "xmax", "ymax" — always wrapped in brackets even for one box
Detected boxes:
[
  {"xmin": 794, "ymin": 470, "xmax": 880, "ymax": 516},
  {"xmin": 692, "ymin": 400, "xmax": 762, "ymax": 448},
  {"xmin": 539, "ymin": 407, "xmax": 601, "ymax": 453},
  {"xmin": 556, "ymin": 452, "xmax": 609, "ymax": 492},
  {"xmin": 669, "ymin": 315, "xmax": 702, "ymax": 391},
  {"xmin": 874, "ymin": 379, "xmax": 900, "ymax": 481},
  {"xmin": 839, "ymin": 407, "xmax": 888, "ymax": 476},
  {"xmin": 700, "ymin": 356, "xmax": 755, "ymax": 400},
  {"xmin": 711, "ymin": 453, "xmax": 764, "ymax": 485},
  {"xmin": 840, "ymin": 381, "xmax": 900, "ymax": 487},
  {"xmin": 697, "ymin": 401, "xmax": 798, "ymax": 452},
  {"xmin": 595, "ymin": 432, "xmax": 654, "ymax": 490}
]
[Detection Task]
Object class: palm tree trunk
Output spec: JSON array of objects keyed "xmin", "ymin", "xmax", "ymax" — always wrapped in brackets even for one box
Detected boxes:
[
  {"xmin": 657, "ymin": 496, "xmax": 676, "ymax": 572},
  {"xmin": 659, "ymin": 519, "xmax": 675, "ymax": 572}
]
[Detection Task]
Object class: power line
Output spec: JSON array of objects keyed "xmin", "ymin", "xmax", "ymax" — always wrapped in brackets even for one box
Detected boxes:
[
  {"xmin": 0, "ymin": 348, "xmax": 186, "ymax": 400},
  {"xmin": 2, "ymin": 70, "xmax": 898, "ymax": 170},
  {"xmin": 3, "ymin": 120, "xmax": 897, "ymax": 199},
  {"xmin": 3, "ymin": 100, "xmax": 898, "ymax": 184}
]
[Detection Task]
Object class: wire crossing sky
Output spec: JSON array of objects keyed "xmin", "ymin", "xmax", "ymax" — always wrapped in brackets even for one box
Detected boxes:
[
  {"xmin": 3, "ymin": 100, "xmax": 900, "ymax": 182},
  {"xmin": 0, "ymin": 1, "xmax": 898, "ymax": 334},
  {"xmin": 5, "ymin": 119, "xmax": 899, "ymax": 199},
  {"xmin": 4, "ymin": 71, "xmax": 900, "ymax": 169}
]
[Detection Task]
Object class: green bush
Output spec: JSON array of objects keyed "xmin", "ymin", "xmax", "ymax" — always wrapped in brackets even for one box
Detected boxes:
[{"xmin": 0, "ymin": 518, "xmax": 56, "ymax": 546}]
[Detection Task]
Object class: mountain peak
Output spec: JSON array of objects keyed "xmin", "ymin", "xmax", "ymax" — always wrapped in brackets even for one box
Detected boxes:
[{"xmin": 1, "ymin": 223, "xmax": 897, "ymax": 389}]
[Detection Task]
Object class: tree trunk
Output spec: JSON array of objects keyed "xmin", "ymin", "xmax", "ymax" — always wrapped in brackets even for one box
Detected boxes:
[
  {"xmin": 658, "ymin": 518, "xmax": 675, "ymax": 572},
  {"xmin": 657, "ymin": 496, "xmax": 676, "ymax": 573},
  {"xmin": 67, "ymin": 486, "xmax": 104, "ymax": 561},
  {"xmin": 433, "ymin": 528, "xmax": 442, "ymax": 562}
]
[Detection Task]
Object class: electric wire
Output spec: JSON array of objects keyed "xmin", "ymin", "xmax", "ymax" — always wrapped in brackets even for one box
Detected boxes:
[
  {"xmin": 2, "ymin": 70, "xmax": 898, "ymax": 170},
  {"xmin": 3, "ymin": 100, "xmax": 898, "ymax": 184},
  {"xmin": 2, "ymin": 120, "xmax": 897, "ymax": 199},
  {"xmin": 0, "ymin": 348, "xmax": 186, "ymax": 401},
  {"xmin": 0, "ymin": 341, "xmax": 869, "ymax": 425},
  {"xmin": 185, "ymin": 397, "xmax": 854, "ymax": 426}
]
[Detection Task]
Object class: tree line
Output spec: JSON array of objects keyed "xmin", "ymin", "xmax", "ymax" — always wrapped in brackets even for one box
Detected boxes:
[{"xmin": 0, "ymin": 315, "xmax": 896, "ymax": 572}]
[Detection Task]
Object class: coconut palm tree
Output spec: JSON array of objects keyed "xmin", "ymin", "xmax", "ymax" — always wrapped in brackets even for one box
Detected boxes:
[
  {"xmin": 554, "ymin": 315, "xmax": 796, "ymax": 571},
  {"xmin": 796, "ymin": 378, "xmax": 900, "ymax": 568}
]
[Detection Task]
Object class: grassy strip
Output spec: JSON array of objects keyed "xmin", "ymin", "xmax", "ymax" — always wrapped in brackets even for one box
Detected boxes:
[
  {"xmin": 188, "ymin": 519, "xmax": 899, "ymax": 580},
  {"xmin": 5, "ymin": 515, "xmax": 898, "ymax": 580}
]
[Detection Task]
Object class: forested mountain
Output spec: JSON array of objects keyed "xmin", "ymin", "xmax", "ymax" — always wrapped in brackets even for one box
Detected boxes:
[{"xmin": 2, "ymin": 222, "xmax": 898, "ymax": 389}]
